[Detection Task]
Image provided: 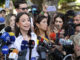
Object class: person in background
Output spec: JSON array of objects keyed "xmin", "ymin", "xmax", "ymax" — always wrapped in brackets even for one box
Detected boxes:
[
  {"xmin": 0, "ymin": 8, "xmax": 6, "ymax": 31},
  {"xmin": 0, "ymin": 14, "xmax": 16, "ymax": 33},
  {"xmin": 49, "ymin": 13, "xmax": 64, "ymax": 34},
  {"xmin": 73, "ymin": 12, "xmax": 80, "ymax": 25},
  {"xmin": 70, "ymin": 24, "xmax": 80, "ymax": 43},
  {"xmin": 34, "ymin": 15, "xmax": 49, "ymax": 60},
  {"xmin": 0, "ymin": 9, "xmax": 6, "ymax": 18},
  {"xmin": 13, "ymin": 0, "xmax": 28, "ymax": 14},
  {"xmin": 73, "ymin": 33, "xmax": 80, "ymax": 60}
]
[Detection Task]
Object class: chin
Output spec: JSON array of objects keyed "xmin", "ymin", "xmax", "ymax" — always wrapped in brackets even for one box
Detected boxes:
[{"xmin": 24, "ymin": 29, "xmax": 30, "ymax": 31}]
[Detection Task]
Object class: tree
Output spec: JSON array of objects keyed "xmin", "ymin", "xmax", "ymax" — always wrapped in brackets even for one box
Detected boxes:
[{"xmin": 0, "ymin": 0, "xmax": 5, "ymax": 7}]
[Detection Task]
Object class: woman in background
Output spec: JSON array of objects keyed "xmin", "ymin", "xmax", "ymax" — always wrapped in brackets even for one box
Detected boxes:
[{"xmin": 34, "ymin": 15, "xmax": 49, "ymax": 60}]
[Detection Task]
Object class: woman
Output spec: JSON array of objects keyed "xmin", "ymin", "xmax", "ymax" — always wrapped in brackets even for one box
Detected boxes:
[
  {"xmin": 34, "ymin": 15, "xmax": 49, "ymax": 60},
  {"xmin": 49, "ymin": 13, "xmax": 64, "ymax": 34},
  {"xmin": 0, "ymin": 14, "xmax": 16, "ymax": 33},
  {"xmin": 5, "ymin": 14, "xmax": 16, "ymax": 32},
  {"xmin": 13, "ymin": 12, "xmax": 38, "ymax": 60}
]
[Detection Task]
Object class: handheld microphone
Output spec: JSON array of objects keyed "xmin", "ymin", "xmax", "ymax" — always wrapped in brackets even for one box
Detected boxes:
[
  {"xmin": 0, "ymin": 32, "xmax": 10, "ymax": 43},
  {"xmin": 9, "ymin": 32, "xmax": 15, "ymax": 44},
  {"xmin": 9, "ymin": 49, "xmax": 18, "ymax": 60},
  {"xmin": 29, "ymin": 40, "xmax": 35, "ymax": 60},
  {"xmin": 21, "ymin": 40, "xmax": 28, "ymax": 51},
  {"xmin": 17, "ymin": 40, "xmax": 28, "ymax": 60},
  {"xmin": 0, "ymin": 17, "xmax": 5, "ymax": 23},
  {"xmin": 2, "ymin": 45, "xmax": 9, "ymax": 60},
  {"xmin": 29, "ymin": 40, "xmax": 35, "ymax": 49},
  {"xmin": 37, "ymin": 37, "xmax": 47, "ymax": 60},
  {"xmin": 0, "ymin": 32, "xmax": 15, "ymax": 46},
  {"xmin": 5, "ymin": 26, "xmax": 12, "ymax": 32},
  {"xmin": 2, "ymin": 45, "xmax": 9, "ymax": 54},
  {"xmin": 49, "ymin": 32, "xmax": 56, "ymax": 41}
]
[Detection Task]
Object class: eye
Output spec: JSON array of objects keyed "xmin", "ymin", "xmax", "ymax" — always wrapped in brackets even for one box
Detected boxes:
[
  {"xmin": 59, "ymin": 21, "xmax": 63, "ymax": 23},
  {"xmin": 22, "ymin": 19, "xmax": 26, "ymax": 22}
]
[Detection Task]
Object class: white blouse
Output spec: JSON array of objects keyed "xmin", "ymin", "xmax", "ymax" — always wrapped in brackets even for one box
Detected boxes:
[{"xmin": 12, "ymin": 32, "xmax": 39, "ymax": 60}]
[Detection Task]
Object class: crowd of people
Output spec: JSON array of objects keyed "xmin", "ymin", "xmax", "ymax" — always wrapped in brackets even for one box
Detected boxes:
[{"xmin": 0, "ymin": 0, "xmax": 80, "ymax": 60}]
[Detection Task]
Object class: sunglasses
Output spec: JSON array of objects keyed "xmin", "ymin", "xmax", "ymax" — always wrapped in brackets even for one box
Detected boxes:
[{"xmin": 19, "ymin": 7, "xmax": 28, "ymax": 10}]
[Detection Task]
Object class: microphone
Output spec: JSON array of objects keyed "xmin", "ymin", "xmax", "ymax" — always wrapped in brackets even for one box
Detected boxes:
[
  {"xmin": 5, "ymin": 26, "xmax": 12, "ymax": 32},
  {"xmin": 29, "ymin": 40, "xmax": 35, "ymax": 49},
  {"xmin": 8, "ymin": 32, "xmax": 15, "ymax": 44},
  {"xmin": 8, "ymin": 49, "xmax": 18, "ymax": 60},
  {"xmin": 2, "ymin": 45, "xmax": 9, "ymax": 60},
  {"xmin": 21, "ymin": 40, "xmax": 28, "ymax": 51},
  {"xmin": 0, "ymin": 32, "xmax": 15, "ymax": 46},
  {"xmin": 0, "ymin": 17, "xmax": 5, "ymax": 23},
  {"xmin": 2, "ymin": 45, "xmax": 9, "ymax": 54},
  {"xmin": 29, "ymin": 40, "xmax": 35, "ymax": 60},
  {"xmin": 49, "ymin": 32, "xmax": 56, "ymax": 41},
  {"xmin": 0, "ymin": 32, "xmax": 10, "ymax": 43},
  {"xmin": 37, "ymin": 37, "xmax": 47, "ymax": 60},
  {"xmin": 18, "ymin": 40, "xmax": 28, "ymax": 60}
]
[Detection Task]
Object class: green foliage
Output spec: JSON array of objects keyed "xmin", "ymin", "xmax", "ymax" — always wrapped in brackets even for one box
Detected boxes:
[
  {"xmin": 58, "ymin": 0, "xmax": 76, "ymax": 5},
  {"xmin": 0, "ymin": 0, "xmax": 5, "ymax": 6},
  {"xmin": 30, "ymin": 0, "xmax": 43, "ymax": 11}
]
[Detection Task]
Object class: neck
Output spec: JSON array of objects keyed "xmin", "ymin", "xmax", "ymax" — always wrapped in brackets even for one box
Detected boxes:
[
  {"xmin": 39, "ymin": 29, "xmax": 46, "ymax": 37},
  {"xmin": 20, "ymin": 29, "xmax": 28, "ymax": 36},
  {"xmin": 20, "ymin": 29, "xmax": 30, "ymax": 41}
]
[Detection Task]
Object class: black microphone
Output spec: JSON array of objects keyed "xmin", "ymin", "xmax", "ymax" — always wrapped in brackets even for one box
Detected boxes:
[
  {"xmin": 29, "ymin": 40, "xmax": 35, "ymax": 60},
  {"xmin": 5, "ymin": 26, "xmax": 12, "ymax": 32}
]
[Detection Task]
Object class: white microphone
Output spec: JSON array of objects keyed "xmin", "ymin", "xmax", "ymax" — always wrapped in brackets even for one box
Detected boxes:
[{"xmin": 9, "ymin": 49, "xmax": 18, "ymax": 60}]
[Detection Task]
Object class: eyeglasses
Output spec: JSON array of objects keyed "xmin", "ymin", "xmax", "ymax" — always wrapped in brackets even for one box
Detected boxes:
[{"xmin": 19, "ymin": 7, "xmax": 28, "ymax": 10}]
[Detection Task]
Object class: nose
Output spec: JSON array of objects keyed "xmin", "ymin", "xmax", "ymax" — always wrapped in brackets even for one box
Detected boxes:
[
  {"xmin": 56, "ymin": 22, "xmax": 60, "ymax": 25},
  {"xmin": 24, "ymin": 9, "xmax": 28, "ymax": 12},
  {"xmin": 25, "ymin": 20, "xmax": 30, "ymax": 25}
]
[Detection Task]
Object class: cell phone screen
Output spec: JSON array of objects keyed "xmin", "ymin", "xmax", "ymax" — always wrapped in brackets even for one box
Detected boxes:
[
  {"xmin": 5, "ymin": 0, "xmax": 10, "ymax": 8},
  {"xmin": 47, "ymin": 6, "xmax": 56, "ymax": 12}
]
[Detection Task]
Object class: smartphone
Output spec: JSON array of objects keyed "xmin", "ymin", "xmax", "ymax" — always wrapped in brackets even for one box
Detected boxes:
[
  {"xmin": 5, "ymin": 0, "xmax": 10, "ymax": 8},
  {"xmin": 47, "ymin": 6, "xmax": 56, "ymax": 12}
]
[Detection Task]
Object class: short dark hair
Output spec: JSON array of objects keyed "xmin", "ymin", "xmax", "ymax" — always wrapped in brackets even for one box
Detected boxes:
[
  {"xmin": 14, "ymin": 0, "xmax": 27, "ymax": 9},
  {"xmin": 1, "ymin": 10, "xmax": 6, "ymax": 13}
]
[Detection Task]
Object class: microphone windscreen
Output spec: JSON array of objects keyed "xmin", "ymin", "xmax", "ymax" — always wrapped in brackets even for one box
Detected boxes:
[
  {"xmin": 1, "ymin": 32, "xmax": 10, "ymax": 42},
  {"xmin": 2, "ymin": 45, "xmax": 9, "ymax": 54},
  {"xmin": 5, "ymin": 26, "xmax": 11, "ymax": 32},
  {"xmin": 12, "ymin": 49, "xmax": 19, "ymax": 54},
  {"xmin": 29, "ymin": 40, "xmax": 35, "ymax": 48},
  {"xmin": 0, "ymin": 17, "xmax": 5, "ymax": 23},
  {"xmin": 9, "ymin": 32, "xmax": 15, "ymax": 43},
  {"xmin": 29, "ymin": 40, "xmax": 35, "ymax": 45},
  {"xmin": 41, "ymin": 38, "xmax": 44, "ymax": 43},
  {"xmin": 9, "ymin": 32, "xmax": 15, "ymax": 36},
  {"xmin": 21, "ymin": 40, "xmax": 28, "ymax": 50},
  {"xmin": 49, "ymin": 32, "xmax": 56, "ymax": 40}
]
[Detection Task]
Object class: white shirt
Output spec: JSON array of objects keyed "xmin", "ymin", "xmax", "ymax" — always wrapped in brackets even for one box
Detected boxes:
[{"xmin": 12, "ymin": 33, "xmax": 39, "ymax": 60}]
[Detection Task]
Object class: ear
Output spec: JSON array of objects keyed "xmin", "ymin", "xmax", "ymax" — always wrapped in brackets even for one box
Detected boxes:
[
  {"xmin": 16, "ymin": 23, "xmax": 19, "ymax": 28},
  {"xmin": 36, "ymin": 23, "xmax": 40, "ymax": 28}
]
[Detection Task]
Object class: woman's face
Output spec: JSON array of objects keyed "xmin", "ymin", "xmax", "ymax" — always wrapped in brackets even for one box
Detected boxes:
[
  {"xmin": 54, "ymin": 17, "xmax": 63, "ymax": 29},
  {"xmin": 10, "ymin": 16, "xmax": 16, "ymax": 30},
  {"xmin": 37, "ymin": 18, "xmax": 48, "ymax": 31},
  {"xmin": 17, "ymin": 14, "xmax": 30, "ymax": 31}
]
